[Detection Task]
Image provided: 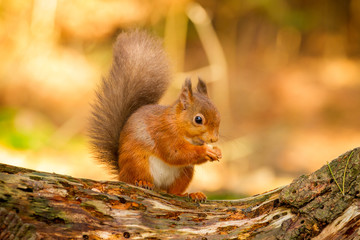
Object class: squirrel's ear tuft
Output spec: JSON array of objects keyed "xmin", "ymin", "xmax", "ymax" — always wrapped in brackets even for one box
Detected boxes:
[
  {"xmin": 197, "ymin": 77, "xmax": 208, "ymax": 96},
  {"xmin": 179, "ymin": 78, "xmax": 193, "ymax": 110}
]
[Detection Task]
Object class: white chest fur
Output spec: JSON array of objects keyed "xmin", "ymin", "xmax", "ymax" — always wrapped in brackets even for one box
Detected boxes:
[{"xmin": 149, "ymin": 155, "xmax": 181, "ymax": 190}]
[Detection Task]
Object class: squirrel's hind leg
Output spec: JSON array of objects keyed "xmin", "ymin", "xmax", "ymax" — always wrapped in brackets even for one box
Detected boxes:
[{"xmin": 118, "ymin": 146, "xmax": 154, "ymax": 190}]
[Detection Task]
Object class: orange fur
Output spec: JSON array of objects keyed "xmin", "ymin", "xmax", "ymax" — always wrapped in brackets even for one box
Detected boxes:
[{"xmin": 167, "ymin": 166, "xmax": 194, "ymax": 194}]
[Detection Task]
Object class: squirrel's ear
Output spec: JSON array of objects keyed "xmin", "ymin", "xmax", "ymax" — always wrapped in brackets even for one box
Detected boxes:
[
  {"xmin": 179, "ymin": 78, "xmax": 193, "ymax": 110},
  {"xmin": 197, "ymin": 77, "xmax": 208, "ymax": 96}
]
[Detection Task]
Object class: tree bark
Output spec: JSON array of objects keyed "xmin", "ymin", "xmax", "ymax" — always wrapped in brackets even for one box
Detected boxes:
[{"xmin": 0, "ymin": 148, "xmax": 360, "ymax": 239}]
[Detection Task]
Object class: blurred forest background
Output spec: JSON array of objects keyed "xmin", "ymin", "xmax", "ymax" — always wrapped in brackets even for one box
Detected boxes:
[{"xmin": 0, "ymin": 0, "xmax": 359, "ymax": 198}]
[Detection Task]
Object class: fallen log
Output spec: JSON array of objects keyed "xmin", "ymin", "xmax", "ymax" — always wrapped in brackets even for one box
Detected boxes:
[{"xmin": 0, "ymin": 147, "xmax": 359, "ymax": 239}]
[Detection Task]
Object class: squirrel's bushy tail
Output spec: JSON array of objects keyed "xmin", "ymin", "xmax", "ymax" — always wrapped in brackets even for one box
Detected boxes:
[{"xmin": 89, "ymin": 30, "xmax": 170, "ymax": 174}]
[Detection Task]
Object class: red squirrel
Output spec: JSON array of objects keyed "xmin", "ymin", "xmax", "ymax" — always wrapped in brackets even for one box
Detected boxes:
[{"xmin": 89, "ymin": 30, "xmax": 222, "ymax": 201}]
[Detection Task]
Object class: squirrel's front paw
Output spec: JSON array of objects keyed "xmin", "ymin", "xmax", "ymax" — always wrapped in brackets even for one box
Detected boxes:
[
  {"xmin": 135, "ymin": 180, "xmax": 154, "ymax": 190},
  {"xmin": 205, "ymin": 144, "xmax": 222, "ymax": 162}
]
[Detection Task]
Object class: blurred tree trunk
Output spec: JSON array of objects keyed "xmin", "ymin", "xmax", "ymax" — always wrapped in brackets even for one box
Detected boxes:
[{"xmin": 0, "ymin": 148, "xmax": 359, "ymax": 239}]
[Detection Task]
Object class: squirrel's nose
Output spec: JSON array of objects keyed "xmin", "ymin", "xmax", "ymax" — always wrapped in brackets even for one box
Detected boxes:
[{"xmin": 210, "ymin": 135, "xmax": 218, "ymax": 143}]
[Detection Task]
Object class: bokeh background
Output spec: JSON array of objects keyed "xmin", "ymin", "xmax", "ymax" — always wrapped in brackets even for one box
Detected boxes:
[{"xmin": 1, "ymin": 0, "xmax": 359, "ymax": 198}]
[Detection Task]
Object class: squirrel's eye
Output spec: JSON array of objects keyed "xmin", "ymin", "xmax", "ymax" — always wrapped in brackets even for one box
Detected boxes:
[{"xmin": 194, "ymin": 114, "xmax": 204, "ymax": 125}]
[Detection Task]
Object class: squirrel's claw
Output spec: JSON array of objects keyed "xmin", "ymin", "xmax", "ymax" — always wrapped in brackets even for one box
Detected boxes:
[
  {"xmin": 176, "ymin": 192, "xmax": 207, "ymax": 202},
  {"xmin": 135, "ymin": 180, "xmax": 154, "ymax": 190},
  {"xmin": 189, "ymin": 192, "xmax": 207, "ymax": 202}
]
